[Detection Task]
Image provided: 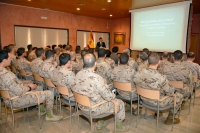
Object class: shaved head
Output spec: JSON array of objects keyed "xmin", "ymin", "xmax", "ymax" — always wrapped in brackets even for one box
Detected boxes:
[{"xmin": 83, "ymin": 53, "xmax": 96, "ymax": 68}]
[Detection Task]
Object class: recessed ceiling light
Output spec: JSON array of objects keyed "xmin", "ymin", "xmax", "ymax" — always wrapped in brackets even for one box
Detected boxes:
[
  {"xmin": 77, "ymin": 8, "xmax": 80, "ymax": 10},
  {"xmin": 28, "ymin": 0, "xmax": 31, "ymax": 1},
  {"xmin": 107, "ymin": 0, "xmax": 111, "ymax": 2},
  {"xmin": 102, "ymin": 8, "xmax": 106, "ymax": 10},
  {"xmin": 110, "ymin": 14, "xmax": 112, "ymax": 17}
]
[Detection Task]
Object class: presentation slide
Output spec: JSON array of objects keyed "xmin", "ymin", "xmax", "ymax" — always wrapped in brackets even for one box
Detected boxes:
[{"xmin": 130, "ymin": 1, "xmax": 191, "ymax": 53}]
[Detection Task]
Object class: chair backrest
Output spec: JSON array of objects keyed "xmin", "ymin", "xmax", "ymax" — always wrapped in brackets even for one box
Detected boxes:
[
  {"xmin": 193, "ymin": 75, "xmax": 198, "ymax": 83},
  {"xmin": 19, "ymin": 69, "xmax": 26, "ymax": 76},
  {"xmin": 10, "ymin": 66, "xmax": 17, "ymax": 74},
  {"xmin": 32, "ymin": 73, "xmax": 43, "ymax": 82},
  {"xmin": 136, "ymin": 86, "xmax": 160, "ymax": 100},
  {"xmin": 43, "ymin": 77, "xmax": 56, "ymax": 88},
  {"xmin": 56, "ymin": 86, "xmax": 69, "ymax": 96},
  {"xmin": 169, "ymin": 80, "xmax": 183, "ymax": 88},
  {"xmin": 113, "ymin": 81, "xmax": 132, "ymax": 92},
  {"xmin": 0, "ymin": 90, "xmax": 11, "ymax": 99},
  {"xmin": 73, "ymin": 91, "xmax": 90, "ymax": 107}
]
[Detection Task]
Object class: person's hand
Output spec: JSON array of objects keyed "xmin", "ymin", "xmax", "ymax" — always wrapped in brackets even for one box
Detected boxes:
[
  {"xmin": 28, "ymin": 84, "xmax": 37, "ymax": 90},
  {"xmin": 54, "ymin": 61, "xmax": 58, "ymax": 67}
]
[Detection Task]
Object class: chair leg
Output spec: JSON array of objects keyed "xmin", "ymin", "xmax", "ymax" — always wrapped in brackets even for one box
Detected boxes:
[
  {"xmin": 130, "ymin": 93, "xmax": 132, "ymax": 125},
  {"xmin": 172, "ymin": 106, "xmax": 175, "ymax": 131},
  {"xmin": 189, "ymin": 94, "xmax": 192, "ymax": 115},
  {"xmin": 144, "ymin": 108, "xmax": 147, "ymax": 119},
  {"xmin": 38, "ymin": 104, "xmax": 41, "ymax": 129},
  {"xmin": 11, "ymin": 109, "xmax": 15, "ymax": 133},
  {"xmin": 55, "ymin": 95, "xmax": 58, "ymax": 114},
  {"xmin": 69, "ymin": 101, "xmax": 72, "ymax": 132},
  {"xmin": 59, "ymin": 98, "xmax": 62, "ymax": 123},
  {"xmin": 136, "ymin": 95, "xmax": 139, "ymax": 128},
  {"xmin": 5, "ymin": 104, "xmax": 8, "ymax": 127},
  {"xmin": 156, "ymin": 102, "xmax": 159, "ymax": 133},
  {"xmin": 89, "ymin": 110, "xmax": 93, "ymax": 132},
  {"xmin": 193, "ymin": 83, "xmax": 196, "ymax": 108}
]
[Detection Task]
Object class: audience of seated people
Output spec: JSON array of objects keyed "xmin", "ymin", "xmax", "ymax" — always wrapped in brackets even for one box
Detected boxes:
[{"xmin": 0, "ymin": 43, "xmax": 199, "ymax": 133}]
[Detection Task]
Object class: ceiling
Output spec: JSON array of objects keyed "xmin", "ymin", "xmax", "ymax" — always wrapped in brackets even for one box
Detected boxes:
[{"xmin": 0, "ymin": 0, "xmax": 199, "ymax": 19}]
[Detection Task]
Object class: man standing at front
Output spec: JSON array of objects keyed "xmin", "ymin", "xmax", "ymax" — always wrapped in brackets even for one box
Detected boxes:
[
  {"xmin": 96, "ymin": 37, "xmax": 106, "ymax": 48},
  {"xmin": 71, "ymin": 53, "xmax": 129, "ymax": 132}
]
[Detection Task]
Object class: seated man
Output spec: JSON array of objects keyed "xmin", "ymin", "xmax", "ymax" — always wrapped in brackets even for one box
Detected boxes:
[
  {"xmin": 123, "ymin": 49, "xmax": 138, "ymax": 71},
  {"xmin": 138, "ymin": 52, "xmax": 148, "ymax": 71},
  {"xmin": 158, "ymin": 51, "xmax": 172, "ymax": 74},
  {"xmin": 181, "ymin": 52, "xmax": 200, "ymax": 89},
  {"xmin": 96, "ymin": 48, "xmax": 112, "ymax": 84},
  {"xmin": 39, "ymin": 50, "xmax": 58, "ymax": 94},
  {"xmin": 0, "ymin": 50, "xmax": 61, "ymax": 121},
  {"xmin": 52, "ymin": 53, "xmax": 75, "ymax": 101},
  {"xmin": 134, "ymin": 53, "xmax": 183, "ymax": 125},
  {"xmin": 6, "ymin": 44, "xmax": 17, "ymax": 68},
  {"xmin": 30, "ymin": 48, "xmax": 44, "ymax": 74},
  {"xmin": 105, "ymin": 50, "xmax": 115, "ymax": 69},
  {"xmin": 15, "ymin": 47, "xmax": 34, "ymax": 81},
  {"xmin": 70, "ymin": 52, "xmax": 82, "ymax": 74},
  {"xmin": 111, "ymin": 53, "xmax": 137, "ymax": 100},
  {"xmin": 163, "ymin": 50, "xmax": 192, "ymax": 103},
  {"xmin": 110, "ymin": 46, "xmax": 119, "ymax": 65},
  {"xmin": 71, "ymin": 53, "xmax": 129, "ymax": 132},
  {"xmin": 54, "ymin": 47, "xmax": 61, "ymax": 66},
  {"xmin": 28, "ymin": 47, "xmax": 37, "ymax": 61}
]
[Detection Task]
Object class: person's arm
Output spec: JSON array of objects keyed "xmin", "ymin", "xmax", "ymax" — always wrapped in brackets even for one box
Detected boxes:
[
  {"xmin": 160, "ymin": 76, "xmax": 175, "ymax": 96},
  {"xmin": 2, "ymin": 72, "xmax": 30, "ymax": 96},
  {"xmin": 98, "ymin": 77, "xmax": 115, "ymax": 101}
]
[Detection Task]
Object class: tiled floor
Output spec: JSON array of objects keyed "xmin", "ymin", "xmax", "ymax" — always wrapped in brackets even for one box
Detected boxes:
[{"xmin": 0, "ymin": 90, "xmax": 200, "ymax": 133}]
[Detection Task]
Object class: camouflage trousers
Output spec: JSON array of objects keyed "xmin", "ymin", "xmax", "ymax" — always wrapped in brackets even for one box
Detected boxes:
[
  {"xmin": 79, "ymin": 99, "xmax": 125, "ymax": 122},
  {"xmin": 4, "ymin": 90, "xmax": 54, "ymax": 111},
  {"xmin": 117, "ymin": 90, "xmax": 137, "ymax": 100},
  {"xmin": 195, "ymin": 80, "xmax": 200, "ymax": 90},
  {"xmin": 175, "ymin": 86, "xmax": 191, "ymax": 101},
  {"xmin": 141, "ymin": 92, "xmax": 183, "ymax": 114}
]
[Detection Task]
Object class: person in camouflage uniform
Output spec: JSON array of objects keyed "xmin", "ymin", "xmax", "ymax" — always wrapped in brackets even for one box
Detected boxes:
[
  {"xmin": 70, "ymin": 52, "xmax": 82, "ymax": 74},
  {"xmin": 30, "ymin": 48, "xmax": 44, "ymax": 74},
  {"xmin": 71, "ymin": 53, "xmax": 129, "ymax": 132},
  {"xmin": 39, "ymin": 50, "xmax": 58, "ymax": 95},
  {"xmin": 134, "ymin": 52, "xmax": 183, "ymax": 125},
  {"xmin": 75, "ymin": 46, "xmax": 82, "ymax": 61},
  {"xmin": 138, "ymin": 52, "xmax": 148, "ymax": 71},
  {"xmin": 111, "ymin": 53, "xmax": 137, "ymax": 100},
  {"xmin": 158, "ymin": 51, "xmax": 172, "ymax": 74},
  {"xmin": 28, "ymin": 47, "xmax": 37, "ymax": 61},
  {"xmin": 163, "ymin": 50, "xmax": 193, "ymax": 102},
  {"xmin": 54, "ymin": 47, "xmax": 61, "ymax": 66},
  {"xmin": 123, "ymin": 49, "xmax": 138, "ymax": 71},
  {"xmin": 96, "ymin": 48, "xmax": 112, "ymax": 85},
  {"xmin": 15, "ymin": 48, "xmax": 34, "ymax": 81},
  {"xmin": 0, "ymin": 50, "xmax": 62, "ymax": 121},
  {"xmin": 105, "ymin": 50, "xmax": 115, "ymax": 69},
  {"xmin": 181, "ymin": 52, "xmax": 200, "ymax": 89},
  {"xmin": 52, "ymin": 53, "xmax": 75, "ymax": 101}
]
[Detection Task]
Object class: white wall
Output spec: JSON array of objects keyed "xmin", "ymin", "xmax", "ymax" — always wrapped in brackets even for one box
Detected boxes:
[{"xmin": 15, "ymin": 26, "xmax": 68, "ymax": 49}]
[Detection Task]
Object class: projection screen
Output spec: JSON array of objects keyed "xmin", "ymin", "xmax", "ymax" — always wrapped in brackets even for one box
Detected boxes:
[{"xmin": 129, "ymin": 1, "xmax": 192, "ymax": 53}]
